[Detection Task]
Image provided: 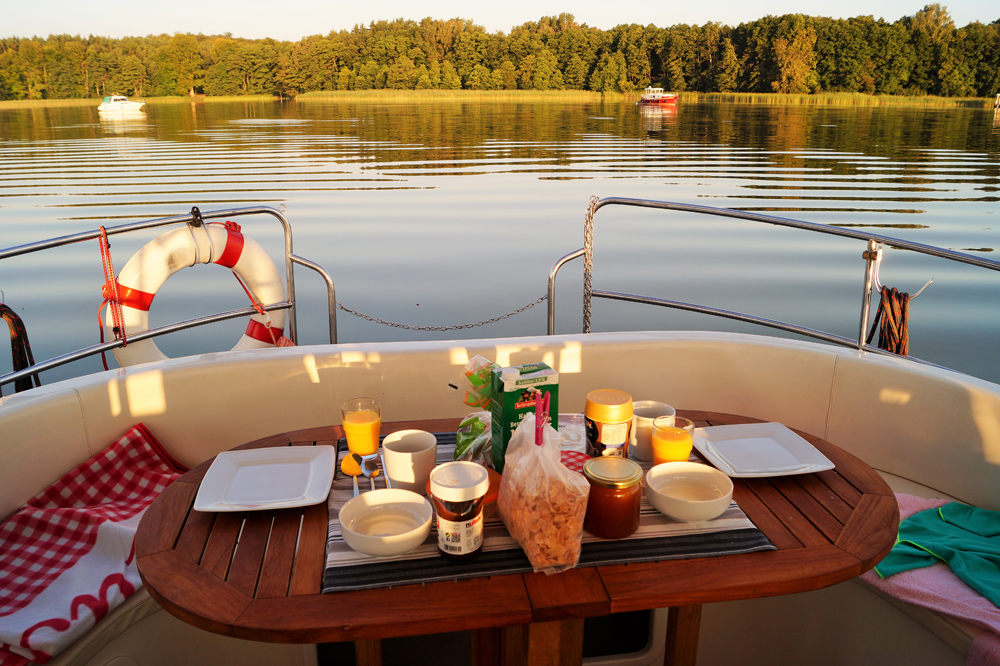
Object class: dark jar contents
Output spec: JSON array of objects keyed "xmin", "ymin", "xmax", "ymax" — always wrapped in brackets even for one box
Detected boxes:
[
  {"xmin": 582, "ymin": 457, "xmax": 643, "ymax": 539},
  {"xmin": 429, "ymin": 461, "xmax": 490, "ymax": 559}
]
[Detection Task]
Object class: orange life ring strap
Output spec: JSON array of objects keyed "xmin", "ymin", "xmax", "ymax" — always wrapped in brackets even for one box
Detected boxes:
[
  {"xmin": 245, "ymin": 319, "xmax": 283, "ymax": 344},
  {"xmin": 214, "ymin": 224, "xmax": 245, "ymax": 269}
]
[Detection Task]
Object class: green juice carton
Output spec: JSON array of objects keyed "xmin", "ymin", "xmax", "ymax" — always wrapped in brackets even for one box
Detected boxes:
[{"xmin": 491, "ymin": 362, "xmax": 559, "ymax": 472}]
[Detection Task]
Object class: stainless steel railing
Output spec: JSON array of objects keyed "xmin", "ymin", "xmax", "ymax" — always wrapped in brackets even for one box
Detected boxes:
[
  {"xmin": 547, "ymin": 197, "xmax": 1000, "ymax": 362},
  {"xmin": 0, "ymin": 206, "xmax": 338, "ymax": 390}
]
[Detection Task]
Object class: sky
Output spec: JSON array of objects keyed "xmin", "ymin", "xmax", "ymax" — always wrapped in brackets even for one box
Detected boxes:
[{"xmin": 4, "ymin": 0, "xmax": 998, "ymax": 41}]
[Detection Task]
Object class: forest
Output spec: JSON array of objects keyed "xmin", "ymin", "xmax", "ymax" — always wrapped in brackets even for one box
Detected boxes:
[{"xmin": 1, "ymin": 4, "xmax": 998, "ymax": 101}]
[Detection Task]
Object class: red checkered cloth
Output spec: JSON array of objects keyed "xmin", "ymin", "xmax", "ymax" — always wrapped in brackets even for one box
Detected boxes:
[
  {"xmin": 560, "ymin": 450, "xmax": 590, "ymax": 474},
  {"xmin": 0, "ymin": 424, "xmax": 185, "ymax": 666}
]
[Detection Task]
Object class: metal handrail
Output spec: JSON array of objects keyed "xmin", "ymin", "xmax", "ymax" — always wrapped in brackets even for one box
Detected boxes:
[
  {"xmin": 291, "ymin": 254, "xmax": 337, "ymax": 344},
  {"xmin": 548, "ymin": 198, "xmax": 1000, "ymax": 359},
  {"xmin": 0, "ymin": 206, "xmax": 338, "ymax": 389}
]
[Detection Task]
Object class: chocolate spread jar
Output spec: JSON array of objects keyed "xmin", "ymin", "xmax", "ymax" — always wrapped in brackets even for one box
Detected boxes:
[{"xmin": 429, "ymin": 461, "xmax": 490, "ymax": 559}]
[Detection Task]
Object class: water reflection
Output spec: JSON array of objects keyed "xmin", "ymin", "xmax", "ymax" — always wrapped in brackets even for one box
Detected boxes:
[
  {"xmin": 99, "ymin": 110, "xmax": 148, "ymax": 135},
  {"xmin": 0, "ymin": 99, "xmax": 997, "ymax": 385},
  {"xmin": 640, "ymin": 106, "xmax": 677, "ymax": 132}
]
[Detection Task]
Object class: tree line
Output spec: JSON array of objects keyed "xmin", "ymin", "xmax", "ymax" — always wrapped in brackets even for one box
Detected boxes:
[{"xmin": 1, "ymin": 5, "xmax": 998, "ymax": 101}]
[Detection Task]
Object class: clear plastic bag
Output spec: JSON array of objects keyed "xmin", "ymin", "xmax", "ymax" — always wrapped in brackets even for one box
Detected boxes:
[
  {"xmin": 454, "ymin": 411, "xmax": 493, "ymax": 469},
  {"xmin": 497, "ymin": 413, "xmax": 590, "ymax": 574}
]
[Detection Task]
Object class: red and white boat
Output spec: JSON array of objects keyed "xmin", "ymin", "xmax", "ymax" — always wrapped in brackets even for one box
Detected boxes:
[{"xmin": 637, "ymin": 87, "xmax": 678, "ymax": 105}]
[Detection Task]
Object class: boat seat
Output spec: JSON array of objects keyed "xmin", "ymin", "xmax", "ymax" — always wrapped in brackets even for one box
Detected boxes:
[
  {"xmin": 40, "ymin": 587, "xmax": 317, "ymax": 666},
  {"xmin": 858, "ymin": 470, "xmax": 987, "ymax": 658}
]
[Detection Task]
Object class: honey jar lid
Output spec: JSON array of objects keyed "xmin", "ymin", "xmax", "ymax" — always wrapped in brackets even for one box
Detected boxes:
[
  {"xmin": 585, "ymin": 389, "xmax": 634, "ymax": 423},
  {"xmin": 583, "ymin": 457, "xmax": 643, "ymax": 489}
]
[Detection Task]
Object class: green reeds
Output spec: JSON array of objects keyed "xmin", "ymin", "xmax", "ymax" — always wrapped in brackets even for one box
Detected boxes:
[
  {"xmin": 677, "ymin": 92, "xmax": 993, "ymax": 108},
  {"xmin": 0, "ymin": 95, "xmax": 279, "ymax": 109},
  {"xmin": 296, "ymin": 89, "xmax": 615, "ymax": 103}
]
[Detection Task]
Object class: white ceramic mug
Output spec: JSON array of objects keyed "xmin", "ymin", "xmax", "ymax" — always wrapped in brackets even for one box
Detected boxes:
[
  {"xmin": 382, "ymin": 430, "xmax": 438, "ymax": 494},
  {"xmin": 630, "ymin": 401, "xmax": 676, "ymax": 461}
]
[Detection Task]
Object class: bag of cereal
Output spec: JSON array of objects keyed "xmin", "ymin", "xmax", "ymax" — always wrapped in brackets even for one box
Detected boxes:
[{"xmin": 497, "ymin": 412, "xmax": 590, "ymax": 574}]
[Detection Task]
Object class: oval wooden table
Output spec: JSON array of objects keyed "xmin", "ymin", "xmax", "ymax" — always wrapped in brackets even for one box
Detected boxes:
[{"xmin": 135, "ymin": 411, "xmax": 899, "ymax": 666}]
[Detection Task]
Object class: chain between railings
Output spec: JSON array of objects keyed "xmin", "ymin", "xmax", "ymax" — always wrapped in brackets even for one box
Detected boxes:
[{"xmin": 336, "ymin": 296, "xmax": 548, "ymax": 332}]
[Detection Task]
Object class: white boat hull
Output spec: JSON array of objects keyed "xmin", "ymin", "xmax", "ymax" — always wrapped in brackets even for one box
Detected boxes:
[{"xmin": 98, "ymin": 100, "xmax": 145, "ymax": 112}]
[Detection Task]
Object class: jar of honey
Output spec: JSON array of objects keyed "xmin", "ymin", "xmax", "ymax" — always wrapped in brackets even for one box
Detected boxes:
[
  {"xmin": 585, "ymin": 389, "xmax": 634, "ymax": 457},
  {"xmin": 582, "ymin": 457, "xmax": 643, "ymax": 539}
]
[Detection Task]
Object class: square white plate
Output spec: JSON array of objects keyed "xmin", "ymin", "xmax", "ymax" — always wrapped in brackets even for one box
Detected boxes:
[
  {"xmin": 194, "ymin": 445, "xmax": 335, "ymax": 511},
  {"xmin": 692, "ymin": 423, "xmax": 834, "ymax": 478}
]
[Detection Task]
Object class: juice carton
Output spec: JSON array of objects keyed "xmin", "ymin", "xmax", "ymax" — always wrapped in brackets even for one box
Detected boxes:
[{"xmin": 491, "ymin": 362, "xmax": 559, "ymax": 472}]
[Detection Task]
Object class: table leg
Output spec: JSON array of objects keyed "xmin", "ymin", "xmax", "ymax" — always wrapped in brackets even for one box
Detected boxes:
[
  {"xmin": 355, "ymin": 638, "xmax": 382, "ymax": 666},
  {"xmin": 473, "ymin": 627, "xmax": 501, "ymax": 666},
  {"xmin": 524, "ymin": 618, "xmax": 585, "ymax": 666},
  {"xmin": 664, "ymin": 605, "xmax": 702, "ymax": 666}
]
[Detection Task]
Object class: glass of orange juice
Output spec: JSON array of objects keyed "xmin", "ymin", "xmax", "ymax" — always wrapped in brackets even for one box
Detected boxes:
[
  {"xmin": 651, "ymin": 416, "xmax": 695, "ymax": 466},
  {"xmin": 341, "ymin": 397, "xmax": 381, "ymax": 458}
]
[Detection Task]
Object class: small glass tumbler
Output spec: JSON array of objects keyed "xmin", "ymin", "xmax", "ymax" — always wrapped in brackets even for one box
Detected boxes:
[
  {"xmin": 651, "ymin": 416, "xmax": 695, "ymax": 466},
  {"xmin": 341, "ymin": 397, "xmax": 381, "ymax": 458}
]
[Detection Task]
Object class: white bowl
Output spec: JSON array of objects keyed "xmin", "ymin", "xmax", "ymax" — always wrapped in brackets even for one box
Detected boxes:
[
  {"xmin": 338, "ymin": 489, "xmax": 433, "ymax": 557},
  {"xmin": 646, "ymin": 462, "xmax": 734, "ymax": 522}
]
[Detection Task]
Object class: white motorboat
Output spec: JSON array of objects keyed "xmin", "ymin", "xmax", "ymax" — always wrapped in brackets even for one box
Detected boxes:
[
  {"xmin": 1, "ymin": 201, "xmax": 998, "ymax": 666},
  {"xmin": 97, "ymin": 95, "xmax": 145, "ymax": 112}
]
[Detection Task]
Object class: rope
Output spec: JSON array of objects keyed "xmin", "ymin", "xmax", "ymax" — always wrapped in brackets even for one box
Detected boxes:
[
  {"xmin": 866, "ymin": 286, "xmax": 910, "ymax": 356},
  {"xmin": 230, "ymin": 270, "xmax": 279, "ymax": 346},
  {"xmin": 583, "ymin": 196, "xmax": 599, "ymax": 334},
  {"xmin": 336, "ymin": 295, "xmax": 548, "ymax": 332},
  {"xmin": 98, "ymin": 227, "xmax": 127, "ymax": 371},
  {"xmin": 1, "ymin": 303, "xmax": 41, "ymax": 395}
]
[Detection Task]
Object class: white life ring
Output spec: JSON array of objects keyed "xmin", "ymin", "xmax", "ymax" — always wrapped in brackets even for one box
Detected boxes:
[{"xmin": 106, "ymin": 222, "xmax": 287, "ymax": 367}]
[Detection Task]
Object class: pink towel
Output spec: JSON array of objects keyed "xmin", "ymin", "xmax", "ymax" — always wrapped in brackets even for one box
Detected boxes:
[{"xmin": 860, "ymin": 493, "xmax": 1000, "ymax": 666}]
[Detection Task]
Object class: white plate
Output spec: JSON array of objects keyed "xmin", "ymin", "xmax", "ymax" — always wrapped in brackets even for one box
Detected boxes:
[
  {"xmin": 692, "ymin": 423, "xmax": 834, "ymax": 477},
  {"xmin": 194, "ymin": 445, "xmax": 335, "ymax": 511}
]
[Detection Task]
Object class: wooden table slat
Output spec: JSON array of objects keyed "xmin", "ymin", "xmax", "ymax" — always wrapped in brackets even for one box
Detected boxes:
[
  {"xmin": 769, "ymin": 477, "xmax": 844, "ymax": 542},
  {"xmin": 256, "ymin": 508, "xmax": 302, "ymax": 598},
  {"xmin": 134, "ymin": 480, "xmax": 198, "ymax": 557},
  {"xmin": 289, "ymin": 501, "xmax": 328, "ymax": 596},
  {"xmin": 834, "ymin": 493, "xmax": 900, "ymax": 570},
  {"xmin": 705, "ymin": 412, "xmax": 765, "ymax": 426},
  {"xmin": 227, "ymin": 511, "xmax": 274, "ymax": 597},
  {"xmin": 174, "ymin": 506, "xmax": 216, "ymax": 564},
  {"xmin": 522, "ymin": 566, "xmax": 610, "ymax": 623},
  {"xmin": 743, "ymin": 479, "xmax": 830, "ymax": 547},
  {"xmin": 234, "ymin": 575, "xmax": 533, "ymax": 643},
  {"xmin": 286, "ymin": 425, "xmax": 339, "ymax": 444},
  {"xmin": 676, "ymin": 410, "xmax": 708, "ymax": 423},
  {"xmin": 138, "ymin": 550, "xmax": 252, "ymax": 629},
  {"xmin": 810, "ymin": 439, "xmax": 893, "ymax": 497},
  {"xmin": 730, "ymin": 480, "xmax": 802, "ymax": 550},
  {"xmin": 814, "ymin": 469, "xmax": 864, "ymax": 507},
  {"xmin": 236, "ymin": 433, "xmax": 292, "ymax": 451},
  {"xmin": 597, "ymin": 543, "xmax": 862, "ymax": 612},
  {"xmin": 201, "ymin": 512, "xmax": 243, "ymax": 580},
  {"xmin": 794, "ymin": 474, "xmax": 854, "ymax": 524}
]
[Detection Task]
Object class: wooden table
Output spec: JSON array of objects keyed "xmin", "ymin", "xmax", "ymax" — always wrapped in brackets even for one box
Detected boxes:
[{"xmin": 135, "ymin": 412, "xmax": 899, "ymax": 666}]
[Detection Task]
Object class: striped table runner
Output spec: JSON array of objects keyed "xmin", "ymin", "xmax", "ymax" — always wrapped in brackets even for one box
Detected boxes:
[{"xmin": 323, "ymin": 434, "xmax": 773, "ymax": 594}]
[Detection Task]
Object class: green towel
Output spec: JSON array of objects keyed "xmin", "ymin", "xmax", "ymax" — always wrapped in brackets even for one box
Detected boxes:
[{"xmin": 874, "ymin": 503, "xmax": 1000, "ymax": 608}]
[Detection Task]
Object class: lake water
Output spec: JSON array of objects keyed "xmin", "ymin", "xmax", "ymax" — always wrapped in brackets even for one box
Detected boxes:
[{"xmin": 1, "ymin": 99, "xmax": 998, "ymax": 386}]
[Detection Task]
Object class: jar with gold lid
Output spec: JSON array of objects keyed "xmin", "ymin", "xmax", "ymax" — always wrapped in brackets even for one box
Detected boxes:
[{"xmin": 582, "ymin": 457, "xmax": 643, "ymax": 539}]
